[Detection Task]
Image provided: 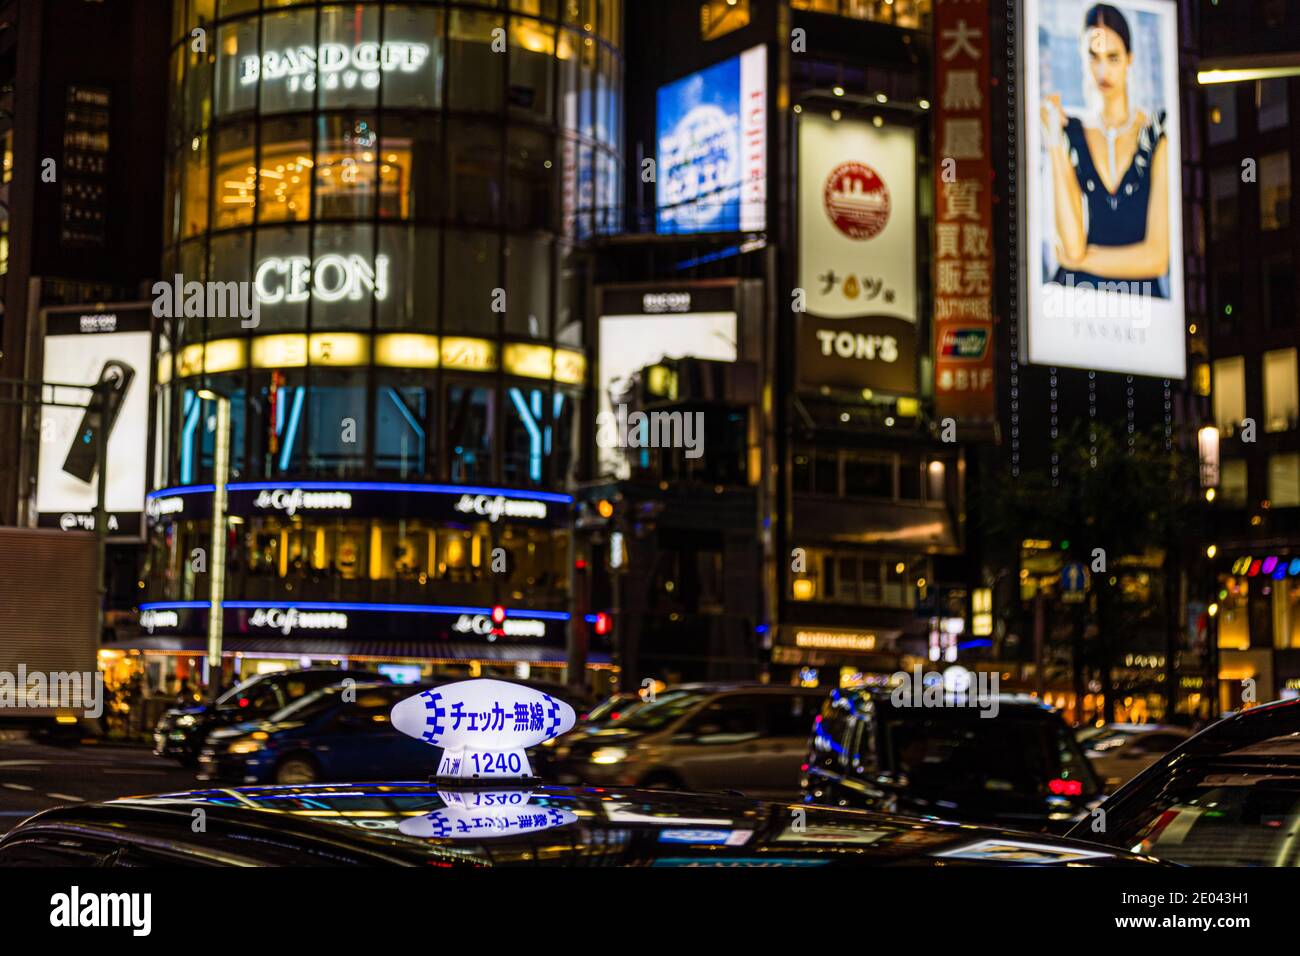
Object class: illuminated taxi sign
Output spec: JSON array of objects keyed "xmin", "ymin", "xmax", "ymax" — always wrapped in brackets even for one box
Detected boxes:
[
  {"xmin": 391, "ymin": 679, "xmax": 576, "ymax": 780},
  {"xmin": 398, "ymin": 790, "xmax": 578, "ymax": 840}
]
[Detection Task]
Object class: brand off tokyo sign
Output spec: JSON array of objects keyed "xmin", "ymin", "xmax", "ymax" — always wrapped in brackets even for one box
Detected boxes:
[
  {"xmin": 240, "ymin": 42, "xmax": 430, "ymax": 94},
  {"xmin": 255, "ymin": 255, "xmax": 389, "ymax": 305}
]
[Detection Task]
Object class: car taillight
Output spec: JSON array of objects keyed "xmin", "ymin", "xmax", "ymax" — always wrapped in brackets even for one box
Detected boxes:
[{"xmin": 1048, "ymin": 777, "xmax": 1083, "ymax": 796}]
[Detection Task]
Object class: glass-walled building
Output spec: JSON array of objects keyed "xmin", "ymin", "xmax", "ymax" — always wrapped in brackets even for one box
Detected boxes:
[{"xmin": 136, "ymin": 0, "xmax": 623, "ymax": 691}]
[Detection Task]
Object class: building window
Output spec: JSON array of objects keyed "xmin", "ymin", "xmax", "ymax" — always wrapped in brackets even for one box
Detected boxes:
[
  {"xmin": 1212, "ymin": 356, "xmax": 1245, "ymax": 436},
  {"xmin": 1260, "ymin": 151, "xmax": 1292, "ymax": 231},
  {"xmin": 1258, "ymin": 78, "xmax": 1289, "ymax": 132},
  {"xmin": 1211, "ymin": 269, "xmax": 1240, "ymax": 337},
  {"xmin": 257, "ymin": 116, "xmax": 313, "ymax": 223},
  {"xmin": 384, "ymin": 5, "xmax": 445, "ymax": 109},
  {"xmin": 1263, "ymin": 348, "xmax": 1298, "ymax": 432},
  {"xmin": 1265, "ymin": 258, "xmax": 1295, "ymax": 331},
  {"xmin": 315, "ymin": 114, "xmax": 379, "ymax": 220},
  {"xmin": 374, "ymin": 375, "xmax": 432, "ymax": 478},
  {"xmin": 503, "ymin": 386, "xmax": 551, "ymax": 487},
  {"xmin": 1273, "ymin": 579, "xmax": 1300, "ymax": 649},
  {"xmin": 1220, "ymin": 458, "xmax": 1247, "ymax": 507},
  {"xmin": 1205, "ymin": 83, "xmax": 1237, "ymax": 145},
  {"xmin": 306, "ymin": 370, "xmax": 368, "ymax": 476},
  {"xmin": 260, "ymin": 7, "xmax": 317, "ymax": 115},
  {"xmin": 843, "ymin": 454, "xmax": 893, "ymax": 499},
  {"xmin": 449, "ymin": 9, "xmax": 505, "ymax": 111},
  {"xmin": 446, "ymin": 383, "xmax": 494, "ymax": 483},
  {"xmin": 505, "ymin": 236, "xmax": 552, "ymax": 339},
  {"xmin": 1218, "ymin": 576, "xmax": 1249, "ymax": 650},
  {"xmin": 213, "ymin": 123, "xmax": 256, "ymax": 229},
  {"xmin": 1209, "ymin": 166, "xmax": 1238, "ymax": 241},
  {"xmin": 442, "ymin": 231, "xmax": 500, "ymax": 334},
  {"xmin": 215, "ymin": 19, "xmax": 258, "ymax": 117},
  {"xmin": 1268, "ymin": 453, "xmax": 1300, "ymax": 507}
]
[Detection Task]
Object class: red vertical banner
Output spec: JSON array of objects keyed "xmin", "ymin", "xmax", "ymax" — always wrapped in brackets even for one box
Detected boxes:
[{"xmin": 933, "ymin": 0, "xmax": 996, "ymax": 424}]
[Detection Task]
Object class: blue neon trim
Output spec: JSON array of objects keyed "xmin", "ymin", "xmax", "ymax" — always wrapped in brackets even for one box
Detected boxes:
[
  {"xmin": 138, "ymin": 600, "xmax": 570, "ymax": 620},
  {"xmin": 148, "ymin": 481, "xmax": 571, "ymax": 503},
  {"xmin": 957, "ymin": 639, "xmax": 993, "ymax": 650},
  {"xmin": 278, "ymin": 387, "xmax": 305, "ymax": 473}
]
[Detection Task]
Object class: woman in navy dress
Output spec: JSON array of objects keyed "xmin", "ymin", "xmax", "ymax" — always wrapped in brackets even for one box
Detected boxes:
[{"xmin": 1040, "ymin": 3, "xmax": 1170, "ymax": 296}]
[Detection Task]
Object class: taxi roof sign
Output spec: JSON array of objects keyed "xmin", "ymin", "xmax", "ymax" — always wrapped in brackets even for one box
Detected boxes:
[{"xmin": 391, "ymin": 678, "xmax": 576, "ymax": 781}]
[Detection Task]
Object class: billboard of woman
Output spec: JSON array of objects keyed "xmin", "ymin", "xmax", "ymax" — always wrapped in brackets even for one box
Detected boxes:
[{"xmin": 1021, "ymin": 0, "xmax": 1185, "ymax": 378}]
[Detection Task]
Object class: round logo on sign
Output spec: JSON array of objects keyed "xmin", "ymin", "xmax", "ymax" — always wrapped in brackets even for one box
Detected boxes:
[{"xmin": 823, "ymin": 162, "xmax": 890, "ymax": 240}]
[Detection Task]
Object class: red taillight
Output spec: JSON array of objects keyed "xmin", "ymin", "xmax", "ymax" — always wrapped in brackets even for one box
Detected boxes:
[
  {"xmin": 609, "ymin": 711, "xmax": 621, "ymax": 720},
  {"xmin": 594, "ymin": 612, "xmax": 610, "ymax": 636},
  {"xmin": 1049, "ymin": 777, "xmax": 1083, "ymax": 797},
  {"xmin": 238, "ymin": 697, "xmax": 249, "ymax": 708}
]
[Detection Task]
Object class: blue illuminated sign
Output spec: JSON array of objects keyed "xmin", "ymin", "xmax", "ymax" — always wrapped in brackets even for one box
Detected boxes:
[{"xmin": 656, "ymin": 45, "xmax": 767, "ymax": 235}]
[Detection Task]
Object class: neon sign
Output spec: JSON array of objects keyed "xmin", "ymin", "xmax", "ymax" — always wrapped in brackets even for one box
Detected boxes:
[
  {"xmin": 240, "ymin": 42, "xmax": 431, "ymax": 93},
  {"xmin": 254, "ymin": 255, "xmax": 389, "ymax": 305}
]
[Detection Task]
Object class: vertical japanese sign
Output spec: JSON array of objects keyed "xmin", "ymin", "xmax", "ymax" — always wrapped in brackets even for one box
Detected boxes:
[{"xmin": 933, "ymin": 0, "xmax": 996, "ymax": 421}]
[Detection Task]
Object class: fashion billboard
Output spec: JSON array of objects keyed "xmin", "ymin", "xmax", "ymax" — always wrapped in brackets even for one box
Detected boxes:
[
  {"xmin": 36, "ymin": 304, "xmax": 152, "ymax": 539},
  {"xmin": 798, "ymin": 113, "xmax": 917, "ymax": 395},
  {"xmin": 656, "ymin": 44, "xmax": 767, "ymax": 235},
  {"xmin": 1021, "ymin": 0, "xmax": 1185, "ymax": 378}
]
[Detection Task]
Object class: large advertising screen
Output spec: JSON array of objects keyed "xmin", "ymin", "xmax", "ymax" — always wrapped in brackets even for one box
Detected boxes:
[
  {"xmin": 597, "ymin": 286, "xmax": 738, "ymax": 478},
  {"xmin": 797, "ymin": 113, "xmax": 917, "ymax": 395},
  {"xmin": 656, "ymin": 44, "xmax": 767, "ymax": 235},
  {"xmin": 36, "ymin": 305, "xmax": 152, "ymax": 539},
  {"xmin": 1021, "ymin": 0, "xmax": 1184, "ymax": 378}
]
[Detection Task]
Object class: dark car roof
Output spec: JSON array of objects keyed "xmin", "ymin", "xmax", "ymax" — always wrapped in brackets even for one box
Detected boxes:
[
  {"xmin": 1, "ymin": 783, "xmax": 1163, "ymax": 867},
  {"xmin": 835, "ymin": 687, "xmax": 1064, "ymax": 718}
]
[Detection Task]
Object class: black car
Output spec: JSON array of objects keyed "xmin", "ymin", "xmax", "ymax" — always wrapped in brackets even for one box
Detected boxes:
[
  {"xmin": 198, "ymin": 682, "xmax": 441, "ymax": 785},
  {"xmin": 153, "ymin": 668, "xmax": 385, "ymax": 765},
  {"xmin": 803, "ymin": 688, "xmax": 1103, "ymax": 833},
  {"xmin": 0, "ymin": 782, "xmax": 1162, "ymax": 867},
  {"xmin": 1068, "ymin": 698, "xmax": 1300, "ymax": 866}
]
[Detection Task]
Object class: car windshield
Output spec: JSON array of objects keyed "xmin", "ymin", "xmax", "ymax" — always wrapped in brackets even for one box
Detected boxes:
[
  {"xmin": 1103, "ymin": 761, "xmax": 1300, "ymax": 866},
  {"xmin": 616, "ymin": 691, "xmax": 710, "ymax": 731},
  {"xmin": 267, "ymin": 686, "xmax": 343, "ymax": 723},
  {"xmin": 883, "ymin": 713, "xmax": 1100, "ymax": 797},
  {"xmin": 214, "ymin": 673, "xmax": 272, "ymax": 708}
]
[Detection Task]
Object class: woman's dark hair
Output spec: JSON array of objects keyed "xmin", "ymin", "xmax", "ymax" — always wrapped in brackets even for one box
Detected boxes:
[{"xmin": 1085, "ymin": 3, "xmax": 1132, "ymax": 53}]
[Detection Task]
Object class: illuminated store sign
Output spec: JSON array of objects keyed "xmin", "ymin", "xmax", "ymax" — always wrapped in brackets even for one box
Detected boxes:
[
  {"xmin": 248, "ymin": 607, "xmax": 349, "ymax": 634},
  {"xmin": 240, "ymin": 42, "xmax": 431, "ymax": 93},
  {"xmin": 140, "ymin": 609, "xmax": 179, "ymax": 633},
  {"xmin": 452, "ymin": 615, "xmax": 548, "ymax": 639},
  {"xmin": 454, "ymin": 494, "xmax": 549, "ymax": 523},
  {"xmin": 146, "ymin": 496, "xmax": 185, "ymax": 519},
  {"xmin": 252, "ymin": 488, "xmax": 354, "ymax": 516},
  {"xmin": 794, "ymin": 630, "xmax": 878, "ymax": 652},
  {"xmin": 254, "ymin": 254, "xmax": 389, "ymax": 304}
]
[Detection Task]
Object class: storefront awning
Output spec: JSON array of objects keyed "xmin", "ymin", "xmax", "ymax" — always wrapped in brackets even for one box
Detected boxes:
[{"xmin": 105, "ymin": 634, "xmax": 608, "ymax": 664}]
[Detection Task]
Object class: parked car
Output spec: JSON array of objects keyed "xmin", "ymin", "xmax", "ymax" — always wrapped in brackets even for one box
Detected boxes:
[
  {"xmin": 534, "ymin": 691, "xmax": 650, "ymax": 777},
  {"xmin": 802, "ymin": 688, "xmax": 1103, "ymax": 833},
  {"xmin": 197, "ymin": 682, "xmax": 436, "ymax": 785},
  {"xmin": 1069, "ymin": 698, "xmax": 1300, "ymax": 865},
  {"xmin": 0, "ymin": 782, "xmax": 1165, "ymax": 867},
  {"xmin": 153, "ymin": 668, "xmax": 385, "ymax": 766},
  {"xmin": 549, "ymin": 683, "xmax": 825, "ymax": 799},
  {"xmin": 1076, "ymin": 723, "xmax": 1192, "ymax": 790}
]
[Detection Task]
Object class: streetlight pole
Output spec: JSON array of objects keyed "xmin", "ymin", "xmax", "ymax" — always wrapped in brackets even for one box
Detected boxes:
[{"xmin": 199, "ymin": 389, "xmax": 231, "ymax": 701}]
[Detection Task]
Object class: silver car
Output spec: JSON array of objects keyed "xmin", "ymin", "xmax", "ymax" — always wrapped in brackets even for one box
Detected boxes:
[
  {"xmin": 1078, "ymin": 723, "xmax": 1192, "ymax": 790},
  {"xmin": 549, "ymin": 683, "xmax": 825, "ymax": 799}
]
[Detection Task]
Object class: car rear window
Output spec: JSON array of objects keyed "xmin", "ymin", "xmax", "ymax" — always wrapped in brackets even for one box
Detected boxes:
[{"xmin": 882, "ymin": 712, "xmax": 1099, "ymax": 798}]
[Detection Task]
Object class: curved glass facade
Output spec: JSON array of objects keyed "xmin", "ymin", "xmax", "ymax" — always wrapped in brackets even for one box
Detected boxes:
[
  {"xmin": 157, "ymin": 0, "xmax": 622, "ymax": 488},
  {"xmin": 143, "ymin": 1, "xmax": 622, "ymax": 682}
]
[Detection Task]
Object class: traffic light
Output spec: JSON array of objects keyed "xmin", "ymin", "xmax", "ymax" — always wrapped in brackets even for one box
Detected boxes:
[{"xmin": 594, "ymin": 612, "xmax": 610, "ymax": 636}]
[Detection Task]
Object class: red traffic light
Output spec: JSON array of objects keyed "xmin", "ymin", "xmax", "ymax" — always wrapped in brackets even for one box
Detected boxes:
[
  {"xmin": 594, "ymin": 612, "xmax": 610, "ymax": 635},
  {"xmin": 491, "ymin": 605, "xmax": 506, "ymax": 625}
]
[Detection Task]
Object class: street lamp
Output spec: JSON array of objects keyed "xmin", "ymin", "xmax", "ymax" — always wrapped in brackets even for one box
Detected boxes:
[{"xmin": 197, "ymin": 388, "xmax": 230, "ymax": 701}]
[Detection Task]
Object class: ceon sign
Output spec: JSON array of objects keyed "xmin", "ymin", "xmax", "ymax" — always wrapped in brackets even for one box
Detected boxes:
[{"xmin": 254, "ymin": 254, "xmax": 389, "ymax": 304}]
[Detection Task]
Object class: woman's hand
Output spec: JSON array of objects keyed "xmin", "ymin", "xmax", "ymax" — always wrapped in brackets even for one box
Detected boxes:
[{"xmin": 1040, "ymin": 94, "xmax": 1066, "ymax": 143}]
